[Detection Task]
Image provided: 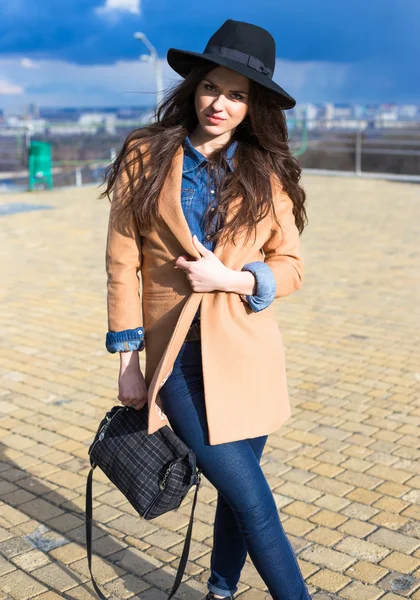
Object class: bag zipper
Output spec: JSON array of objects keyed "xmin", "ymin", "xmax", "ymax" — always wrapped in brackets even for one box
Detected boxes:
[
  {"xmin": 143, "ymin": 464, "xmax": 202, "ymax": 519},
  {"xmin": 143, "ymin": 460, "xmax": 179, "ymax": 518},
  {"xmin": 89, "ymin": 406, "xmax": 128, "ymax": 459}
]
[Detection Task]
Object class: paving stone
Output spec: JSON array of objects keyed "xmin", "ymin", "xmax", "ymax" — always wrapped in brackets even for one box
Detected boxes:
[
  {"xmin": 337, "ymin": 518, "xmax": 377, "ymax": 538},
  {"xmin": 300, "ymin": 544, "xmax": 357, "ymax": 571},
  {"xmin": 1, "ymin": 179, "xmax": 419, "ymax": 597},
  {"xmin": 307, "ymin": 568, "xmax": 351, "ymax": 593},
  {"xmin": 346, "ymin": 487, "xmax": 381, "ymax": 505},
  {"xmin": 142, "ymin": 529, "xmax": 185, "ymax": 551},
  {"xmin": 399, "ymin": 520, "xmax": 420, "ymax": 539},
  {"xmin": 25, "ymin": 525, "xmax": 68, "ymax": 552},
  {"xmin": 308, "ymin": 476, "xmax": 355, "ymax": 497},
  {"xmin": 335, "ymin": 536, "xmax": 391, "ymax": 563},
  {"xmin": 380, "ymin": 551, "xmax": 420, "ymax": 574},
  {"xmin": 273, "ymin": 481, "xmax": 322, "ymax": 503},
  {"xmin": 0, "ymin": 506, "xmax": 29, "ymax": 528},
  {"xmin": 18, "ymin": 499, "xmax": 63, "ymax": 523},
  {"xmin": 11, "ymin": 549, "xmax": 51, "ymax": 572},
  {"xmin": 0, "ymin": 537, "xmax": 34, "ymax": 559},
  {"xmin": 345, "ymin": 560, "xmax": 388, "ymax": 584},
  {"xmin": 104, "ymin": 573, "xmax": 150, "ymax": 598},
  {"xmin": 48, "ymin": 542, "xmax": 87, "ymax": 564},
  {"xmin": 283, "ymin": 515, "xmax": 316, "ymax": 537},
  {"xmin": 309, "ymin": 509, "xmax": 348, "ymax": 529},
  {"xmin": 31, "ymin": 593, "xmax": 63, "ymax": 600},
  {"xmin": 0, "ymin": 569, "xmax": 47, "ymax": 599},
  {"xmin": 305, "ymin": 527, "xmax": 344, "ymax": 547},
  {"xmin": 107, "ymin": 514, "xmax": 158, "ymax": 538},
  {"xmin": 282, "ymin": 500, "xmax": 320, "ymax": 519},
  {"xmin": 339, "ymin": 580, "xmax": 386, "ymax": 599},
  {"xmin": 60, "ymin": 582, "xmax": 101, "ymax": 599},
  {"xmin": 365, "ymin": 466, "xmax": 413, "ymax": 485},
  {"xmin": 367, "ymin": 529, "xmax": 420, "ymax": 554},
  {"xmin": 340, "ymin": 502, "xmax": 380, "ymax": 521},
  {"xmin": 0, "ymin": 556, "xmax": 15, "ymax": 577},
  {"xmin": 314, "ymin": 494, "xmax": 351, "ymax": 512},
  {"xmin": 71, "ymin": 554, "xmax": 123, "ymax": 584},
  {"xmin": 110, "ymin": 547, "xmax": 163, "ymax": 577},
  {"xmin": 372, "ymin": 497, "xmax": 411, "ymax": 514},
  {"xmin": 369, "ymin": 511, "xmax": 409, "ymax": 531},
  {"xmin": 377, "ymin": 572, "xmax": 420, "ymax": 597},
  {"xmin": 30, "ymin": 562, "xmax": 87, "ymax": 592},
  {"xmin": 381, "ymin": 593, "xmax": 413, "ymax": 600}
]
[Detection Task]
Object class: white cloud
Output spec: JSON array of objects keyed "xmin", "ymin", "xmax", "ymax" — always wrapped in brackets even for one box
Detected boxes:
[
  {"xmin": 21, "ymin": 58, "xmax": 40, "ymax": 69},
  {"xmin": 95, "ymin": 0, "xmax": 141, "ymax": 16},
  {"xmin": 0, "ymin": 79, "xmax": 24, "ymax": 95},
  {"xmin": 0, "ymin": 54, "xmax": 391, "ymax": 108},
  {"xmin": 0, "ymin": 56, "xmax": 175, "ymax": 107}
]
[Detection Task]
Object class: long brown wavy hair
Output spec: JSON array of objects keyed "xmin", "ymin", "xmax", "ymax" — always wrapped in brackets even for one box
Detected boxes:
[{"xmin": 101, "ymin": 62, "xmax": 307, "ymax": 247}]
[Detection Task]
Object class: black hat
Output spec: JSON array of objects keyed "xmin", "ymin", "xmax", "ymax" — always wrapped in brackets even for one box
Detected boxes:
[{"xmin": 167, "ymin": 19, "xmax": 296, "ymax": 109}]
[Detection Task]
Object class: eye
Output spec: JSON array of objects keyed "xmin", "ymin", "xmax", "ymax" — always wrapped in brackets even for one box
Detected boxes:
[
  {"xmin": 204, "ymin": 83, "xmax": 216, "ymax": 92},
  {"xmin": 231, "ymin": 93, "xmax": 244, "ymax": 101}
]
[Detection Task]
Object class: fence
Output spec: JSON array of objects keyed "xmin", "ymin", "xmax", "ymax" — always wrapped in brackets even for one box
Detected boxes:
[
  {"xmin": 1, "ymin": 119, "xmax": 420, "ymax": 191},
  {"xmin": 288, "ymin": 119, "xmax": 420, "ymax": 182}
]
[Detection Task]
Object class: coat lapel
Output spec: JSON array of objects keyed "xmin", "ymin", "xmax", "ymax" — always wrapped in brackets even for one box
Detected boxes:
[
  {"xmin": 158, "ymin": 144, "xmax": 202, "ymax": 261},
  {"xmin": 158, "ymin": 142, "xmax": 244, "ymax": 265}
]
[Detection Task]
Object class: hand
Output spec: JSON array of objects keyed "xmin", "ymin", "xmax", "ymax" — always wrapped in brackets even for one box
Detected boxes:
[
  {"xmin": 175, "ymin": 235, "xmax": 232, "ymax": 293},
  {"xmin": 118, "ymin": 358, "xmax": 147, "ymax": 410}
]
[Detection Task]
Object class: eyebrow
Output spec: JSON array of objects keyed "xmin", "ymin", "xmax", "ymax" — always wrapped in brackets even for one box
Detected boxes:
[{"xmin": 204, "ymin": 78, "xmax": 249, "ymax": 95}]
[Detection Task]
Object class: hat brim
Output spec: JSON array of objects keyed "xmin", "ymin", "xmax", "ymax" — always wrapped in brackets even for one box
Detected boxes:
[{"xmin": 167, "ymin": 48, "xmax": 296, "ymax": 110}]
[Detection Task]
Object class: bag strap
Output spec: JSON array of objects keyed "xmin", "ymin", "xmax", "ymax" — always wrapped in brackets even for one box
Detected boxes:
[
  {"xmin": 167, "ymin": 469, "xmax": 201, "ymax": 600},
  {"xmin": 85, "ymin": 465, "xmax": 201, "ymax": 600}
]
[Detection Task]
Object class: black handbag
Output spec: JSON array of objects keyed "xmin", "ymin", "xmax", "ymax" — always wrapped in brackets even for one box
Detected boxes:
[{"xmin": 85, "ymin": 403, "xmax": 202, "ymax": 600}]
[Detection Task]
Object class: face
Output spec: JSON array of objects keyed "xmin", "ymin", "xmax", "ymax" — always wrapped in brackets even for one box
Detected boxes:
[{"xmin": 194, "ymin": 66, "xmax": 250, "ymax": 139}]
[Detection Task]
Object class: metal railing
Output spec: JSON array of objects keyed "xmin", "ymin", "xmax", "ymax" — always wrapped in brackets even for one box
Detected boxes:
[
  {"xmin": 288, "ymin": 119, "xmax": 420, "ymax": 182},
  {"xmin": 1, "ymin": 119, "xmax": 420, "ymax": 191}
]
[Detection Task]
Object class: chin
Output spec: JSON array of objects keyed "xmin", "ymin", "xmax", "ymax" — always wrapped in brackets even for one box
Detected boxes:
[{"xmin": 201, "ymin": 122, "xmax": 228, "ymax": 135}]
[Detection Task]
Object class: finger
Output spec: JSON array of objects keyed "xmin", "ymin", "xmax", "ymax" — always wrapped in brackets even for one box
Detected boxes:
[
  {"xmin": 118, "ymin": 394, "xmax": 134, "ymax": 405},
  {"xmin": 118, "ymin": 396, "xmax": 144, "ymax": 409},
  {"xmin": 175, "ymin": 258, "xmax": 191, "ymax": 272},
  {"xmin": 132, "ymin": 398, "xmax": 146, "ymax": 410},
  {"xmin": 192, "ymin": 235, "xmax": 211, "ymax": 256}
]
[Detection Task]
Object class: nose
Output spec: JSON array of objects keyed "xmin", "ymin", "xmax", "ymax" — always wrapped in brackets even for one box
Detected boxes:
[{"xmin": 211, "ymin": 93, "xmax": 227, "ymax": 112}]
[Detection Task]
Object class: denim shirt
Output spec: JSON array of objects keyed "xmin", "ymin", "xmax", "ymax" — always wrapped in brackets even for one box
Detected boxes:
[{"xmin": 106, "ymin": 136, "xmax": 276, "ymax": 353}]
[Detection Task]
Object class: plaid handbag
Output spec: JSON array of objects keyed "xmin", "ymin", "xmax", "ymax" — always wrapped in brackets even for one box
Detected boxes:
[{"xmin": 85, "ymin": 404, "xmax": 202, "ymax": 600}]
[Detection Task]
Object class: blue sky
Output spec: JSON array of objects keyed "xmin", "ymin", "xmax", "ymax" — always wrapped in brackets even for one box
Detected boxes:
[{"xmin": 0, "ymin": 0, "xmax": 419, "ymax": 108}]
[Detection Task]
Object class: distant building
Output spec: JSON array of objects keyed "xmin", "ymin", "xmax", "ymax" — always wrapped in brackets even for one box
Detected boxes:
[
  {"xmin": 397, "ymin": 105, "xmax": 419, "ymax": 120},
  {"xmin": 79, "ymin": 113, "xmax": 116, "ymax": 134},
  {"xmin": 27, "ymin": 103, "xmax": 40, "ymax": 118},
  {"xmin": 47, "ymin": 124, "xmax": 97, "ymax": 135}
]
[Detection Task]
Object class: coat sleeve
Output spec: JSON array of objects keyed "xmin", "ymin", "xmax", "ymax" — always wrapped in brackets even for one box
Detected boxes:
[
  {"xmin": 105, "ymin": 150, "xmax": 143, "ymax": 334},
  {"xmin": 262, "ymin": 181, "xmax": 304, "ymax": 299}
]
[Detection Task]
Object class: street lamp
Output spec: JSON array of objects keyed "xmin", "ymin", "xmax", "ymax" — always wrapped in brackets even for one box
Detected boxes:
[{"xmin": 134, "ymin": 32, "xmax": 164, "ymax": 108}]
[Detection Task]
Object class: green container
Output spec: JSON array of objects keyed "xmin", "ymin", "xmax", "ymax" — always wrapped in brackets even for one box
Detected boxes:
[{"xmin": 28, "ymin": 140, "xmax": 53, "ymax": 191}]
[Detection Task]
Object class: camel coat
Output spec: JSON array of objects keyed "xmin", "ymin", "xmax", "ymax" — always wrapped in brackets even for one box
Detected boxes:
[{"xmin": 106, "ymin": 142, "xmax": 304, "ymax": 445}]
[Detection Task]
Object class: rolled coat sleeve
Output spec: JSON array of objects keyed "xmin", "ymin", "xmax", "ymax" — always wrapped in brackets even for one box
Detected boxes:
[
  {"xmin": 240, "ymin": 261, "xmax": 277, "ymax": 312},
  {"xmin": 262, "ymin": 182, "xmax": 304, "ymax": 298},
  {"xmin": 105, "ymin": 150, "xmax": 144, "ymax": 342}
]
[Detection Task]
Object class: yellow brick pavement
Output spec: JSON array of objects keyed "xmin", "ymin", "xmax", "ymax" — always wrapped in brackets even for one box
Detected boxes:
[{"xmin": 0, "ymin": 175, "xmax": 419, "ymax": 599}]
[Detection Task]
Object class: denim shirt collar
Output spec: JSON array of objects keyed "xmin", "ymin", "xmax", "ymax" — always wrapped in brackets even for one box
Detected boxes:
[{"xmin": 183, "ymin": 135, "xmax": 238, "ymax": 173}]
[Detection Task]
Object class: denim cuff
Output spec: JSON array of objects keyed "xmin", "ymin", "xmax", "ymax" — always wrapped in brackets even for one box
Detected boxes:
[
  {"xmin": 241, "ymin": 261, "xmax": 276, "ymax": 312},
  {"xmin": 106, "ymin": 327, "xmax": 145, "ymax": 353}
]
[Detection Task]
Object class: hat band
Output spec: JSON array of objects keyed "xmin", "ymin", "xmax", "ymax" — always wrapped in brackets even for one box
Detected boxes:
[{"xmin": 206, "ymin": 45, "xmax": 273, "ymax": 78}]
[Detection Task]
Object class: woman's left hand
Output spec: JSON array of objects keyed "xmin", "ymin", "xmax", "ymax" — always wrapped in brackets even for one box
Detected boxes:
[{"xmin": 175, "ymin": 235, "xmax": 231, "ymax": 293}]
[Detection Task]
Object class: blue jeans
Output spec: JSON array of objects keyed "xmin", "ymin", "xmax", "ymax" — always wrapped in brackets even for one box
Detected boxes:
[{"xmin": 159, "ymin": 338, "xmax": 312, "ymax": 600}]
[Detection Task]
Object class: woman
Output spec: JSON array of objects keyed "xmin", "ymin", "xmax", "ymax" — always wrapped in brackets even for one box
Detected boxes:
[{"xmin": 103, "ymin": 19, "xmax": 310, "ymax": 600}]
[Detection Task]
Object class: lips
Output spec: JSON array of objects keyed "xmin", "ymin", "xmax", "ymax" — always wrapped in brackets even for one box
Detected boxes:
[{"xmin": 206, "ymin": 114, "xmax": 225, "ymax": 122}]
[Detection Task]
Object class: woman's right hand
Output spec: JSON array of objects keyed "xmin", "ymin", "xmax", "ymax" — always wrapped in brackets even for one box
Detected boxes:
[{"xmin": 118, "ymin": 351, "xmax": 148, "ymax": 410}]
